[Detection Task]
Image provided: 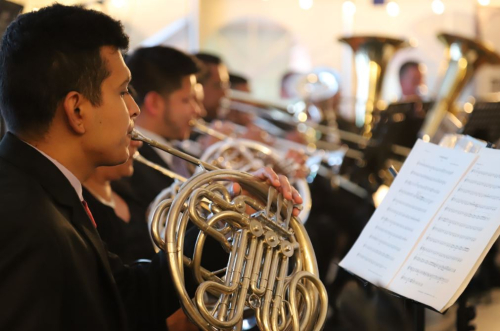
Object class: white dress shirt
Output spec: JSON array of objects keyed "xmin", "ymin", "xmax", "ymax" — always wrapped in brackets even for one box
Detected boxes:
[{"xmin": 24, "ymin": 141, "xmax": 83, "ymax": 201}]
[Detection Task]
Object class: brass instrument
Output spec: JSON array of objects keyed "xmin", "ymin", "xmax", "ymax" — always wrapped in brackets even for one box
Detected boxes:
[
  {"xmin": 133, "ymin": 152, "xmax": 187, "ymax": 182},
  {"xmin": 190, "ymin": 118, "xmax": 313, "ymax": 222},
  {"xmin": 221, "ymin": 91, "xmax": 366, "ymax": 160},
  {"xmin": 218, "ymin": 93, "xmax": 375, "ymax": 198},
  {"xmin": 419, "ymin": 33, "xmax": 500, "ymax": 142},
  {"xmin": 339, "ymin": 36, "xmax": 409, "ymax": 136},
  {"xmin": 131, "ymin": 130, "xmax": 328, "ymax": 331}
]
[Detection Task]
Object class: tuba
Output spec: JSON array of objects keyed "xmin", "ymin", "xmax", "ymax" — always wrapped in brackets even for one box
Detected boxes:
[
  {"xmin": 131, "ymin": 130, "xmax": 328, "ymax": 331},
  {"xmin": 419, "ymin": 33, "xmax": 500, "ymax": 142},
  {"xmin": 339, "ymin": 35, "xmax": 409, "ymax": 136}
]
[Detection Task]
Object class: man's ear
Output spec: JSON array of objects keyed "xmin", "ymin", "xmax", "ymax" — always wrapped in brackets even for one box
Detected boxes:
[
  {"xmin": 62, "ymin": 91, "xmax": 87, "ymax": 135},
  {"xmin": 143, "ymin": 91, "xmax": 165, "ymax": 117}
]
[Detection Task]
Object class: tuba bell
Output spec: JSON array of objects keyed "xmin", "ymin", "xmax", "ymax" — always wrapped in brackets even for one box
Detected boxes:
[
  {"xmin": 339, "ymin": 35, "xmax": 409, "ymax": 136},
  {"xmin": 131, "ymin": 130, "xmax": 328, "ymax": 331},
  {"xmin": 419, "ymin": 32, "xmax": 500, "ymax": 142}
]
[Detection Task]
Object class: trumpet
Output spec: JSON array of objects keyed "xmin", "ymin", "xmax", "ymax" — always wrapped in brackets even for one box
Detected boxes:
[
  {"xmin": 229, "ymin": 90, "xmax": 416, "ymax": 162},
  {"xmin": 223, "ymin": 90, "xmax": 372, "ymax": 160},
  {"xmin": 131, "ymin": 129, "xmax": 328, "ymax": 331}
]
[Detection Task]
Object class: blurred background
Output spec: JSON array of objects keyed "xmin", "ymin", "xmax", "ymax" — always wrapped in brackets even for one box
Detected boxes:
[{"xmin": 5, "ymin": 0, "xmax": 500, "ymax": 110}]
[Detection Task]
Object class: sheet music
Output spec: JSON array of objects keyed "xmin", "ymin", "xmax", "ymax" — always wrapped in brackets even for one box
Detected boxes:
[
  {"xmin": 339, "ymin": 140, "xmax": 477, "ymax": 287},
  {"xmin": 389, "ymin": 147, "xmax": 500, "ymax": 311}
]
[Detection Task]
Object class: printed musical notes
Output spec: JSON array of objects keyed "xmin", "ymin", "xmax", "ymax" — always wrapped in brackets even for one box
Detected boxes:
[
  {"xmin": 438, "ymin": 216, "xmax": 483, "ymax": 231},
  {"xmin": 389, "ymin": 147, "xmax": 500, "ymax": 311},
  {"xmin": 341, "ymin": 139, "xmax": 500, "ymax": 312},
  {"xmin": 407, "ymin": 266, "xmax": 449, "ymax": 283},
  {"xmin": 340, "ymin": 140, "xmax": 476, "ymax": 287}
]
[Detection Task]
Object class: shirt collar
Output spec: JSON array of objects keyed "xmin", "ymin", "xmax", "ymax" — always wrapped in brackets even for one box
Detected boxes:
[{"xmin": 24, "ymin": 142, "xmax": 83, "ymax": 201}]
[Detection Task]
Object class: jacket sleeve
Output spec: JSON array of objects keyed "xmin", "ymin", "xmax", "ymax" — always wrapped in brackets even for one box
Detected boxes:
[
  {"xmin": 0, "ymin": 209, "xmax": 63, "ymax": 331},
  {"xmin": 107, "ymin": 250, "xmax": 182, "ymax": 331}
]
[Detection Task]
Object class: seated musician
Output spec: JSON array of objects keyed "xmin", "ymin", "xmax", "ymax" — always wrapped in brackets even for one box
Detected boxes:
[
  {"xmin": 0, "ymin": 5, "xmax": 301, "ymax": 331},
  {"xmin": 193, "ymin": 53, "xmax": 271, "ymax": 145},
  {"xmin": 113, "ymin": 46, "xmax": 205, "ymax": 214},
  {"xmin": 194, "ymin": 53, "xmax": 308, "ymax": 171},
  {"xmin": 83, "ymin": 139, "xmax": 156, "ymax": 264},
  {"xmin": 193, "ymin": 52, "xmax": 230, "ymax": 123},
  {"xmin": 226, "ymin": 73, "xmax": 255, "ymax": 126},
  {"xmin": 399, "ymin": 60, "xmax": 426, "ymax": 104}
]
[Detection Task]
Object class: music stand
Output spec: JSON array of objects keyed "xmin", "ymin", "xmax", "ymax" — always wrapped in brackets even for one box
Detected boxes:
[
  {"xmin": 354, "ymin": 102, "xmax": 431, "ymax": 191},
  {"xmin": 461, "ymin": 101, "xmax": 500, "ymax": 144}
]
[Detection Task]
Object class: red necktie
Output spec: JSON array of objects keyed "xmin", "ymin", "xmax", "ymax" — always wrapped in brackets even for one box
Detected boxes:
[{"xmin": 82, "ymin": 200, "xmax": 97, "ymax": 228}]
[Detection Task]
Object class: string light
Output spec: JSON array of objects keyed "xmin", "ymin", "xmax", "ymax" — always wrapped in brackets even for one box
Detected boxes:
[
  {"xmin": 386, "ymin": 1, "xmax": 400, "ymax": 17},
  {"xmin": 342, "ymin": 1, "xmax": 356, "ymax": 16},
  {"xmin": 431, "ymin": 0, "xmax": 445, "ymax": 15},
  {"xmin": 478, "ymin": 0, "xmax": 490, "ymax": 5},
  {"xmin": 299, "ymin": 0, "xmax": 313, "ymax": 10}
]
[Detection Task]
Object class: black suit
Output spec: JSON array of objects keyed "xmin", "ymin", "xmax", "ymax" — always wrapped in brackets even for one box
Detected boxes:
[
  {"xmin": 0, "ymin": 133, "xmax": 177, "ymax": 331},
  {"xmin": 114, "ymin": 143, "xmax": 174, "ymax": 215}
]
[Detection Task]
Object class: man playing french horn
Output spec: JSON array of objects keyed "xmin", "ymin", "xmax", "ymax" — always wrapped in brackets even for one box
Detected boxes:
[{"xmin": 0, "ymin": 4, "xmax": 309, "ymax": 331}]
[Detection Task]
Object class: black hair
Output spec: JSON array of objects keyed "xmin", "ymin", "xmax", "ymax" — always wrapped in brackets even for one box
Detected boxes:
[
  {"xmin": 399, "ymin": 61, "xmax": 420, "ymax": 81},
  {"xmin": 194, "ymin": 52, "xmax": 223, "ymax": 65},
  {"xmin": 229, "ymin": 73, "xmax": 248, "ymax": 86},
  {"xmin": 126, "ymin": 46, "xmax": 201, "ymax": 106},
  {"xmin": 0, "ymin": 4, "xmax": 129, "ymax": 137},
  {"xmin": 193, "ymin": 53, "xmax": 224, "ymax": 84}
]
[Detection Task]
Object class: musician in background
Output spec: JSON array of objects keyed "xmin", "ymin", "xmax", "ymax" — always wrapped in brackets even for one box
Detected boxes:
[
  {"xmin": 115, "ymin": 46, "xmax": 204, "ymax": 214},
  {"xmin": 224, "ymin": 72, "xmax": 277, "ymax": 144},
  {"xmin": 194, "ymin": 52, "xmax": 230, "ymax": 122},
  {"xmin": 399, "ymin": 60, "xmax": 425, "ymax": 103},
  {"xmin": 280, "ymin": 71, "xmax": 301, "ymax": 99},
  {"xmin": 83, "ymin": 139, "xmax": 156, "ymax": 264},
  {"xmin": 229, "ymin": 72, "xmax": 250, "ymax": 93}
]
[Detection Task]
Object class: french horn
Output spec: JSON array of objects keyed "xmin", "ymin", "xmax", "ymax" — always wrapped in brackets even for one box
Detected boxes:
[
  {"xmin": 190, "ymin": 119, "xmax": 313, "ymax": 223},
  {"xmin": 131, "ymin": 130, "xmax": 328, "ymax": 331}
]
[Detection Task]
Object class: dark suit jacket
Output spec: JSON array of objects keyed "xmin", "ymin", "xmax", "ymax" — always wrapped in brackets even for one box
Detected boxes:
[
  {"xmin": 0, "ymin": 133, "xmax": 177, "ymax": 331},
  {"xmin": 82, "ymin": 187, "xmax": 155, "ymax": 265},
  {"xmin": 114, "ymin": 143, "xmax": 174, "ymax": 215}
]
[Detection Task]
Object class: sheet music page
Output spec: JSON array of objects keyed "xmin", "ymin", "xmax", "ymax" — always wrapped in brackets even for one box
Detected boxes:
[
  {"xmin": 389, "ymin": 147, "xmax": 500, "ymax": 312},
  {"xmin": 339, "ymin": 140, "xmax": 477, "ymax": 287}
]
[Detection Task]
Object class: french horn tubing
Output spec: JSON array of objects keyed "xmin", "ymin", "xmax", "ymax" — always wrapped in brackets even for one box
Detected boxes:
[
  {"xmin": 190, "ymin": 118, "xmax": 313, "ymax": 223},
  {"xmin": 131, "ymin": 129, "xmax": 328, "ymax": 331}
]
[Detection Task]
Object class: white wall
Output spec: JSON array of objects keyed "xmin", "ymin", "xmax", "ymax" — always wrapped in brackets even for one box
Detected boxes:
[
  {"xmin": 11, "ymin": 0, "xmax": 198, "ymax": 51},
  {"xmin": 199, "ymin": 0, "xmax": 497, "ymax": 109},
  {"xmin": 10, "ymin": 0, "xmax": 500, "ymax": 109}
]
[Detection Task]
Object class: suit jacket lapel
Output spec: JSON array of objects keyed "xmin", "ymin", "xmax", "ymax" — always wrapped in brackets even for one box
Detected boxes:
[{"xmin": 138, "ymin": 143, "xmax": 169, "ymax": 168}]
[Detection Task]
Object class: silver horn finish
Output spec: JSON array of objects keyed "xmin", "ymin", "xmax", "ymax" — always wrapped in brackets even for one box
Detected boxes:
[{"xmin": 131, "ymin": 129, "xmax": 328, "ymax": 331}]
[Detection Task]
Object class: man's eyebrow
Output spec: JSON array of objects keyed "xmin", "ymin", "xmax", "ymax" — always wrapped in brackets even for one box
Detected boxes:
[{"xmin": 119, "ymin": 76, "xmax": 132, "ymax": 87}]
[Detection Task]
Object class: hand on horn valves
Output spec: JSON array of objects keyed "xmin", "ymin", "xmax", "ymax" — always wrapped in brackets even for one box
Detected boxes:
[{"xmin": 231, "ymin": 167, "xmax": 303, "ymax": 217}]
